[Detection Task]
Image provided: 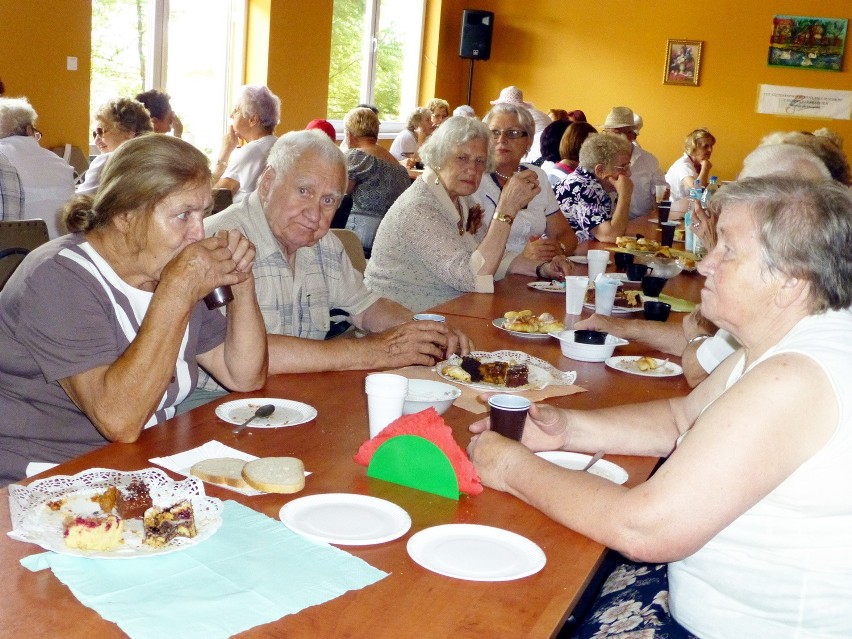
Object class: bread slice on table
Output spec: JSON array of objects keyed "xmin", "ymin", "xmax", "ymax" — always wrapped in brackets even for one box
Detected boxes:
[
  {"xmin": 241, "ymin": 457, "xmax": 305, "ymax": 494},
  {"xmin": 190, "ymin": 457, "xmax": 250, "ymax": 489}
]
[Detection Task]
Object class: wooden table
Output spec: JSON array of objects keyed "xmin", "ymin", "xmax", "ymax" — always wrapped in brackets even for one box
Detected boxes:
[{"xmin": 0, "ymin": 233, "xmax": 702, "ymax": 638}]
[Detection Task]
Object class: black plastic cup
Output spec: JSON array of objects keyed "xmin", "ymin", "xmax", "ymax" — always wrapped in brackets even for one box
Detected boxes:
[
  {"xmin": 643, "ymin": 300, "xmax": 671, "ymax": 322},
  {"xmin": 204, "ymin": 285, "xmax": 234, "ymax": 309},
  {"xmin": 660, "ymin": 222, "xmax": 679, "ymax": 247},
  {"xmin": 626, "ymin": 263, "xmax": 649, "ymax": 282},
  {"xmin": 641, "ymin": 275, "xmax": 667, "ymax": 298},
  {"xmin": 658, "ymin": 201, "xmax": 672, "ymax": 223},
  {"xmin": 574, "ymin": 329, "xmax": 608, "ymax": 345},
  {"xmin": 613, "ymin": 252, "xmax": 634, "ymax": 271}
]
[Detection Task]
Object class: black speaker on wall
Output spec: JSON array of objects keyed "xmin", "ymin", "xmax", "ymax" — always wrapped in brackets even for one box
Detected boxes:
[{"xmin": 459, "ymin": 9, "xmax": 494, "ymax": 60}]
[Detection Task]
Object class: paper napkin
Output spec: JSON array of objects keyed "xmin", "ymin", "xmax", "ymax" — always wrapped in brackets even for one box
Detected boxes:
[
  {"xmin": 21, "ymin": 500, "xmax": 388, "ymax": 639},
  {"xmin": 657, "ymin": 293, "xmax": 697, "ymax": 313},
  {"xmin": 389, "ymin": 365, "xmax": 585, "ymax": 414}
]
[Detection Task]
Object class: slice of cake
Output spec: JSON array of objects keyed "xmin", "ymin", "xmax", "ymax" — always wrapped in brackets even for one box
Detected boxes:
[
  {"xmin": 143, "ymin": 500, "xmax": 197, "ymax": 548},
  {"xmin": 63, "ymin": 514, "xmax": 124, "ymax": 551},
  {"xmin": 116, "ymin": 479, "xmax": 153, "ymax": 519},
  {"xmin": 505, "ymin": 363, "xmax": 529, "ymax": 387}
]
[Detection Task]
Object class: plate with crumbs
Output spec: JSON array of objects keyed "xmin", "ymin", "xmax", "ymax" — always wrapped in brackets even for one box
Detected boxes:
[
  {"xmin": 437, "ymin": 350, "xmax": 576, "ymax": 391},
  {"xmin": 7, "ymin": 467, "xmax": 223, "ymax": 558}
]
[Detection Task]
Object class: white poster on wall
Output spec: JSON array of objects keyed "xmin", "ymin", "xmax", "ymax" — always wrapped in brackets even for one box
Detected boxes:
[{"xmin": 757, "ymin": 85, "xmax": 852, "ymax": 120}]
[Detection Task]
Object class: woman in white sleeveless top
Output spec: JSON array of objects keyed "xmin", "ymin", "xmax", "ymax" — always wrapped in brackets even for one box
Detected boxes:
[{"xmin": 469, "ymin": 177, "xmax": 852, "ymax": 638}]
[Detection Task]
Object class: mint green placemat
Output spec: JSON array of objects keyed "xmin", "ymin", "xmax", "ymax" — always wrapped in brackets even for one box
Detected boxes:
[
  {"xmin": 21, "ymin": 500, "xmax": 388, "ymax": 639},
  {"xmin": 658, "ymin": 293, "xmax": 696, "ymax": 313}
]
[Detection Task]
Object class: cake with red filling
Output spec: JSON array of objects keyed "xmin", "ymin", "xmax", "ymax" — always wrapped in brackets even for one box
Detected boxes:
[
  {"xmin": 143, "ymin": 500, "xmax": 197, "ymax": 547},
  {"xmin": 63, "ymin": 514, "xmax": 124, "ymax": 551},
  {"xmin": 115, "ymin": 480, "xmax": 153, "ymax": 519}
]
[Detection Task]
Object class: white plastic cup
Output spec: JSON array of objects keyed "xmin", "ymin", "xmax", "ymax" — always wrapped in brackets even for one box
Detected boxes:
[
  {"xmin": 565, "ymin": 276, "xmax": 589, "ymax": 315},
  {"xmin": 594, "ymin": 277, "xmax": 620, "ymax": 316},
  {"xmin": 365, "ymin": 373, "xmax": 409, "ymax": 437},
  {"xmin": 655, "ymin": 185, "xmax": 668, "ymax": 203},
  {"xmin": 412, "ymin": 313, "xmax": 445, "ymax": 322},
  {"xmin": 586, "ymin": 249, "xmax": 610, "ymax": 283}
]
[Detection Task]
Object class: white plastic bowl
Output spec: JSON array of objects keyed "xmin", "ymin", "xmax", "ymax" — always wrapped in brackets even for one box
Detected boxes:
[
  {"xmin": 550, "ymin": 330, "xmax": 629, "ymax": 362},
  {"xmin": 403, "ymin": 379, "xmax": 462, "ymax": 415}
]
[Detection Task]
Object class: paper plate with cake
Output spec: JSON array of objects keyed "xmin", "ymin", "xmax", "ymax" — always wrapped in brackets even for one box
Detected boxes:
[
  {"xmin": 527, "ymin": 280, "xmax": 565, "ymax": 293},
  {"xmin": 584, "ymin": 287, "xmax": 644, "ymax": 314},
  {"xmin": 7, "ymin": 467, "xmax": 223, "ymax": 558},
  {"xmin": 438, "ymin": 350, "xmax": 576, "ymax": 391},
  {"xmin": 492, "ymin": 310, "xmax": 564, "ymax": 339}
]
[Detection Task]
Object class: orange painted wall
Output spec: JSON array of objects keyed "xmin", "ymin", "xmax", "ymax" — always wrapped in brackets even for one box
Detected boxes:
[
  {"xmin": 431, "ymin": 0, "xmax": 852, "ymax": 181},
  {"xmin": 0, "ymin": 1, "xmax": 91, "ymax": 153}
]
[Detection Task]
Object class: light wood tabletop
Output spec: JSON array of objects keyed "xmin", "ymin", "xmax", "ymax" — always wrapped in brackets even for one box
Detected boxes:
[{"xmin": 0, "ymin": 223, "xmax": 702, "ymax": 638}]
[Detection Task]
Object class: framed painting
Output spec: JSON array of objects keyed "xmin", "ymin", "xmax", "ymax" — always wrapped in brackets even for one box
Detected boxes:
[
  {"xmin": 664, "ymin": 40, "xmax": 702, "ymax": 86},
  {"xmin": 768, "ymin": 16, "xmax": 847, "ymax": 71}
]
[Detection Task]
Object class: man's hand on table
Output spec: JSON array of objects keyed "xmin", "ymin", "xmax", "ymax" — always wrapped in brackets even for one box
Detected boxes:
[
  {"xmin": 362, "ymin": 320, "xmax": 471, "ymax": 368},
  {"xmin": 573, "ymin": 313, "xmax": 631, "ymax": 336}
]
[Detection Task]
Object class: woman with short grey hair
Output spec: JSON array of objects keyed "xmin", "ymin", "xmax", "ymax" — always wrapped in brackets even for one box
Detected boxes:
[
  {"xmin": 389, "ymin": 106, "xmax": 433, "ymax": 165},
  {"xmin": 365, "ymin": 116, "xmax": 572, "ymax": 312},
  {"xmin": 213, "ymin": 84, "xmax": 281, "ymax": 203},
  {"xmin": 554, "ymin": 133, "xmax": 633, "ymax": 242}
]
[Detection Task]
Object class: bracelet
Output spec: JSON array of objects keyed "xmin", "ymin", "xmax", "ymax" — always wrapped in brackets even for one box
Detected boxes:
[
  {"xmin": 687, "ymin": 334, "xmax": 711, "ymax": 345},
  {"xmin": 493, "ymin": 211, "xmax": 514, "ymax": 226},
  {"xmin": 535, "ymin": 262, "xmax": 548, "ymax": 280}
]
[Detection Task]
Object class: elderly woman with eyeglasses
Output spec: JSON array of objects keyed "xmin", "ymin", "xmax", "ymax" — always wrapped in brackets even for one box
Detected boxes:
[
  {"xmin": 365, "ymin": 116, "xmax": 572, "ymax": 313},
  {"xmin": 554, "ymin": 133, "xmax": 633, "ymax": 243},
  {"xmin": 473, "ymin": 105, "xmax": 579, "ymax": 265},
  {"xmin": 76, "ymin": 97, "xmax": 153, "ymax": 196}
]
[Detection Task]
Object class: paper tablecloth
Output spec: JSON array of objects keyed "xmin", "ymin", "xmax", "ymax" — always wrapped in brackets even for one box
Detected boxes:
[
  {"xmin": 20, "ymin": 500, "xmax": 387, "ymax": 639},
  {"xmin": 389, "ymin": 365, "xmax": 586, "ymax": 414}
]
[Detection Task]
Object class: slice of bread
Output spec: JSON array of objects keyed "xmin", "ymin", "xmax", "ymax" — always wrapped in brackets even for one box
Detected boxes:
[
  {"xmin": 190, "ymin": 457, "xmax": 250, "ymax": 489},
  {"xmin": 241, "ymin": 457, "xmax": 305, "ymax": 494}
]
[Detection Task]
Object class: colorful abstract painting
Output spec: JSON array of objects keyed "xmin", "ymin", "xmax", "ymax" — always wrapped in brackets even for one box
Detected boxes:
[{"xmin": 769, "ymin": 16, "xmax": 847, "ymax": 71}]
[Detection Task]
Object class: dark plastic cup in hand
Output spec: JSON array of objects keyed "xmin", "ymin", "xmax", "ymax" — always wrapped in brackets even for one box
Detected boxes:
[
  {"xmin": 641, "ymin": 275, "xmax": 667, "ymax": 298},
  {"xmin": 643, "ymin": 300, "xmax": 671, "ymax": 322},
  {"xmin": 626, "ymin": 263, "xmax": 649, "ymax": 282},
  {"xmin": 488, "ymin": 394, "xmax": 531, "ymax": 441},
  {"xmin": 658, "ymin": 203, "xmax": 671, "ymax": 224},
  {"xmin": 613, "ymin": 251, "xmax": 634, "ymax": 271},
  {"xmin": 204, "ymin": 285, "xmax": 234, "ymax": 309},
  {"xmin": 574, "ymin": 329, "xmax": 607, "ymax": 345},
  {"xmin": 660, "ymin": 222, "xmax": 679, "ymax": 247}
]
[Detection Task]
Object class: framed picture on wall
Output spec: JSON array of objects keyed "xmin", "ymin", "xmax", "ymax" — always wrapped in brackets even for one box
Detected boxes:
[
  {"xmin": 664, "ymin": 40, "xmax": 703, "ymax": 86},
  {"xmin": 768, "ymin": 16, "xmax": 847, "ymax": 71}
]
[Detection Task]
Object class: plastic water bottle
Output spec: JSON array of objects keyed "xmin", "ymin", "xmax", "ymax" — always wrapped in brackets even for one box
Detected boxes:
[
  {"xmin": 685, "ymin": 179, "xmax": 704, "ymax": 253},
  {"xmin": 700, "ymin": 176, "xmax": 719, "ymax": 208}
]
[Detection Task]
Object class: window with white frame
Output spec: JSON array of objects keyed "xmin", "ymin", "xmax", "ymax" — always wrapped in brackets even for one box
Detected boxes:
[
  {"xmin": 90, "ymin": 0, "xmax": 245, "ymax": 157},
  {"xmin": 327, "ymin": 0, "xmax": 425, "ymax": 135}
]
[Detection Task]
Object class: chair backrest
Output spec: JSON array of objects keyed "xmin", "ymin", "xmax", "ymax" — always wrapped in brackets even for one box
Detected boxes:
[
  {"xmin": 330, "ymin": 228, "xmax": 367, "ymax": 274},
  {"xmin": 0, "ymin": 219, "xmax": 50, "ymax": 290}
]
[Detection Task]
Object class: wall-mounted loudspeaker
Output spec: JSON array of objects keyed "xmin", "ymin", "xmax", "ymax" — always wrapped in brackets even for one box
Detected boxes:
[{"xmin": 459, "ymin": 9, "xmax": 494, "ymax": 61}]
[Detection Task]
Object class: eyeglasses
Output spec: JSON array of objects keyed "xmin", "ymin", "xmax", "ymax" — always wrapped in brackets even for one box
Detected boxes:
[
  {"xmin": 92, "ymin": 127, "xmax": 111, "ymax": 139},
  {"xmin": 489, "ymin": 129, "xmax": 528, "ymax": 140}
]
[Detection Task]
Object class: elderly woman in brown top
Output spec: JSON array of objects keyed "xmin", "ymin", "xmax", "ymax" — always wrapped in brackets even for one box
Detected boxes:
[
  {"xmin": 77, "ymin": 97, "xmax": 153, "ymax": 195},
  {"xmin": 343, "ymin": 107, "xmax": 413, "ymax": 255}
]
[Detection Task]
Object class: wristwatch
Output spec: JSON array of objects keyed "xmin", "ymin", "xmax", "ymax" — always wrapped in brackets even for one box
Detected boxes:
[
  {"xmin": 535, "ymin": 262, "xmax": 548, "ymax": 279},
  {"xmin": 493, "ymin": 211, "xmax": 514, "ymax": 225}
]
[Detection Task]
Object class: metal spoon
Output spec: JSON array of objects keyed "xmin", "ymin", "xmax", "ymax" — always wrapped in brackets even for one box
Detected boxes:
[
  {"xmin": 582, "ymin": 451, "xmax": 605, "ymax": 472},
  {"xmin": 232, "ymin": 404, "xmax": 275, "ymax": 435}
]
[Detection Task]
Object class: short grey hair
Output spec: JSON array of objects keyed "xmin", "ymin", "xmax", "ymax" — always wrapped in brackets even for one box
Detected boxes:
[
  {"xmin": 760, "ymin": 131, "xmax": 850, "ymax": 186},
  {"xmin": 418, "ymin": 116, "xmax": 495, "ymax": 172},
  {"xmin": 266, "ymin": 129, "xmax": 346, "ymax": 193},
  {"xmin": 406, "ymin": 107, "xmax": 431, "ymax": 131},
  {"xmin": 739, "ymin": 144, "xmax": 831, "ymax": 181},
  {"xmin": 578, "ymin": 133, "xmax": 632, "ymax": 171},
  {"xmin": 482, "ymin": 103, "xmax": 536, "ymax": 142},
  {"xmin": 237, "ymin": 85, "xmax": 281, "ymax": 132},
  {"xmin": 709, "ymin": 176, "xmax": 852, "ymax": 311},
  {"xmin": 0, "ymin": 97, "xmax": 37, "ymax": 138}
]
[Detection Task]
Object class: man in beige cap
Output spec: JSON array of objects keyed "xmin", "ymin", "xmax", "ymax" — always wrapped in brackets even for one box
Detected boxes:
[
  {"xmin": 490, "ymin": 86, "xmax": 550, "ymax": 163},
  {"xmin": 601, "ymin": 106, "xmax": 667, "ymax": 219}
]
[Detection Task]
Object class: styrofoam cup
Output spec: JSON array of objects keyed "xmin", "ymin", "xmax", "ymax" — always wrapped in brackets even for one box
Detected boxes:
[
  {"xmin": 586, "ymin": 249, "xmax": 610, "ymax": 283},
  {"xmin": 365, "ymin": 373, "xmax": 408, "ymax": 437},
  {"xmin": 565, "ymin": 276, "xmax": 589, "ymax": 315}
]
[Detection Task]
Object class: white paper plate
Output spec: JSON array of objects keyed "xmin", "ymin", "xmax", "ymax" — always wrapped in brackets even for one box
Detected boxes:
[
  {"xmin": 583, "ymin": 302, "xmax": 643, "ymax": 315},
  {"xmin": 7, "ymin": 468, "xmax": 222, "ymax": 559},
  {"xmin": 437, "ymin": 350, "xmax": 576, "ymax": 391},
  {"xmin": 407, "ymin": 524, "xmax": 546, "ymax": 581},
  {"xmin": 527, "ymin": 281, "xmax": 565, "ymax": 293},
  {"xmin": 215, "ymin": 398, "xmax": 317, "ymax": 428},
  {"xmin": 535, "ymin": 451, "xmax": 629, "ymax": 484},
  {"xmin": 605, "ymin": 356, "xmax": 683, "ymax": 377},
  {"xmin": 491, "ymin": 317, "xmax": 555, "ymax": 339},
  {"xmin": 279, "ymin": 494, "xmax": 411, "ymax": 545}
]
